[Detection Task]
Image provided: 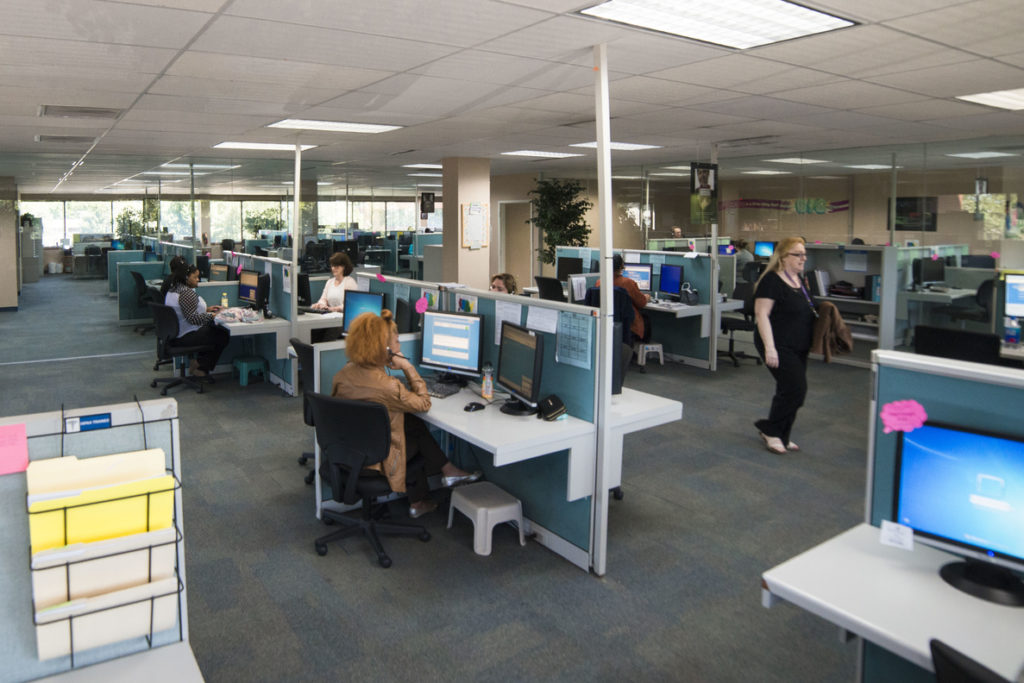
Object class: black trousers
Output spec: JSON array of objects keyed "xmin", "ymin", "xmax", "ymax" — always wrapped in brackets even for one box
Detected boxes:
[
  {"xmin": 177, "ymin": 323, "xmax": 231, "ymax": 373},
  {"xmin": 753, "ymin": 342, "xmax": 808, "ymax": 445},
  {"xmin": 404, "ymin": 414, "xmax": 447, "ymax": 502}
]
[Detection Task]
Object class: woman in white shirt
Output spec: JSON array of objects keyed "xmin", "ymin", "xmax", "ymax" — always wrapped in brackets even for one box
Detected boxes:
[{"xmin": 312, "ymin": 252, "xmax": 357, "ymax": 312}]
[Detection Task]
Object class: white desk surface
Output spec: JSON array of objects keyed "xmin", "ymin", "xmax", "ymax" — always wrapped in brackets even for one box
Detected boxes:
[
  {"xmin": 218, "ymin": 317, "xmax": 291, "ymax": 359},
  {"xmin": 1001, "ymin": 343, "xmax": 1024, "ymax": 360},
  {"xmin": 608, "ymin": 387, "xmax": 682, "ymax": 435},
  {"xmin": 645, "ymin": 298, "xmax": 742, "ymax": 339},
  {"xmin": 294, "ymin": 311, "xmax": 343, "ymax": 331},
  {"xmin": 38, "ymin": 642, "xmax": 203, "ymax": 682},
  {"xmin": 761, "ymin": 523, "xmax": 1024, "ymax": 681}
]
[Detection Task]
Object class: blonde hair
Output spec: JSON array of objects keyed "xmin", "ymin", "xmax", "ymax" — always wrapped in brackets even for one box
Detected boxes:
[
  {"xmin": 345, "ymin": 309, "xmax": 395, "ymax": 366},
  {"xmin": 756, "ymin": 237, "xmax": 805, "ymax": 288}
]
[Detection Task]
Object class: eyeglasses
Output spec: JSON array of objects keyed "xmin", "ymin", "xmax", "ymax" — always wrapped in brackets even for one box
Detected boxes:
[{"xmin": 787, "ymin": 252, "xmax": 807, "ymax": 259}]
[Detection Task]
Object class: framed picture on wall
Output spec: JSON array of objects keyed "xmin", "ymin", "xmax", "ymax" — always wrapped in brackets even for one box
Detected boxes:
[{"xmin": 889, "ymin": 196, "xmax": 937, "ymax": 231}]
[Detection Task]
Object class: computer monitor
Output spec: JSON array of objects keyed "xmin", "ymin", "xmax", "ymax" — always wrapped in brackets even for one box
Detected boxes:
[
  {"xmin": 718, "ymin": 244, "xmax": 735, "ymax": 256},
  {"xmin": 209, "ymin": 264, "xmax": 228, "ymax": 282},
  {"xmin": 1006, "ymin": 274, "xmax": 1024, "ymax": 317},
  {"xmin": 342, "ymin": 291, "xmax": 384, "ymax": 334},
  {"xmin": 253, "ymin": 273, "xmax": 270, "ymax": 314},
  {"xmin": 621, "ymin": 263, "xmax": 653, "ymax": 292},
  {"xmin": 894, "ymin": 422, "xmax": 1024, "ymax": 606},
  {"xmin": 754, "ymin": 241, "xmax": 775, "ymax": 258},
  {"xmin": 333, "ymin": 239, "xmax": 359, "ymax": 264},
  {"xmin": 110, "ymin": 239, "xmax": 124, "ymax": 250},
  {"xmin": 419, "ymin": 311, "xmax": 483, "ymax": 381},
  {"xmin": 658, "ymin": 264, "xmax": 683, "ymax": 299},
  {"xmin": 238, "ymin": 269, "xmax": 259, "ymax": 306},
  {"xmin": 556, "ymin": 257, "xmax": 584, "ymax": 283},
  {"xmin": 297, "ymin": 273, "xmax": 311, "ymax": 307},
  {"xmin": 496, "ymin": 321, "xmax": 544, "ymax": 416},
  {"xmin": 912, "ymin": 257, "xmax": 945, "ymax": 289}
]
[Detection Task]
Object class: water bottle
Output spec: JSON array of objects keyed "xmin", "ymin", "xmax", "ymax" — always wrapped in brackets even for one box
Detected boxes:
[
  {"xmin": 1005, "ymin": 316, "xmax": 1020, "ymax": 346},
  {"xmin": 481, "ymin": 362, "xmax": 493, "ymax": 400},
  {"xmin": 220, "ymin": 292, "xmax": 228, "ymax": 308}
]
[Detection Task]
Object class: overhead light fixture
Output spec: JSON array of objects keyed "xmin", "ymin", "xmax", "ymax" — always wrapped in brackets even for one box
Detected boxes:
[
  {"xmin": 570, "ymin": 141, "xmax": 662, "ymax": 150},
  {"xmin": 408, "ymin": 173, "xmax": 443, "ymax": 177},
  {"xmin": 501, "ymin": 150, "xmax": 585, "ymax": 158},
  {"xmin": 417, "ymin": 183, "xmax": 443, "ymax": 187},
  {"xmin": 946, "ymin": 151, "xmax": 1018, "ymax": 159},
  {"xmin": 139, "ymin": 170, "xmax": 206, "ymax": 176},
  {"xmin": 402, "ymin": 163, "xmax": 443, "ymax": 169},
  {"xmin": 956, "ymin": 87, "xmax": 1024, "ymax": 110},
  {"xmin": 579, "ymin": 0, "xmax": 853, "ymax": 50},
  {"xmin": 742, "ymin": 170, "xmax": 791, "ymax": 175},
  {"xmin": 661, "ymin": 166, "xmax": 692, "ymax": 171},
  {"xmin": 649, "ymin": 172, "xmax": 689, "ymax": 176},
  {"xmin": 844, "ymin": 164, "xmax": 900, "ymax": 170},
  {"xmin": 161, "ymin": 163, "xmax": 240, "ymax": 170},
  {"xmin": 765, "ymin": 157, "xmax": 829, "ymax": 165},
  {"xmin": 214, "ymin": 142, "xmax": 316, "ymax": 151},
  {"xmin": 267, "ymin": 118, "xmax": 402, "ymax": 133}
]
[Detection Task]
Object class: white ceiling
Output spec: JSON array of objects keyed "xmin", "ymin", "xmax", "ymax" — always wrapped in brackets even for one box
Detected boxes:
[{"xmin": 1, "ymin": 0, "xmax": 1024, "ymax": 196}]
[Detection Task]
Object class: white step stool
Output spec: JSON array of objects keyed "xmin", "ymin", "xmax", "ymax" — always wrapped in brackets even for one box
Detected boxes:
[
  {"xmin": 447, "ymin": 481, "xmax": 526, "ymax": 556},
  {"xmin": 634, "ymin": 342, "xmax": 664, "ymax": 366}
]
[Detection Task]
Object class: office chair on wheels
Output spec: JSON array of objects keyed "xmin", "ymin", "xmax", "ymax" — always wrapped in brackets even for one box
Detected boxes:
[
  {"xmin": 130, "ymin": 271, "xmax": 157, "ymax": 334},
  {"xmin": 289, "ymin": 337, "xmax": 317, "ymax": 485},
  {"xmin": 148, "ymin": 303, "xmax": 214, "ymax": 395},
  {"xmin": 934, "ymin": 278, "xmax": 995, "ymax": 327},
  {"xmin": 534, "ymin": 276, "xmax": 567, "ymax": 302},
  {"xmin": 718, "ymin": 281, "xmax": 761, "ymax": 367},
  {"xmin": 308, "ymin": 393, "xmax": 431, "ymax": 568}
]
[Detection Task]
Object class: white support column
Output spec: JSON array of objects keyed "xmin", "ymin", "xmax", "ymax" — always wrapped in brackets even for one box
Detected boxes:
[
  {"xmin": 709, "ymin": 143, "xmax": 719, "ymax": 371},
  {"xmin": 290, "ymin": 143, "xmax": 301, "ymax": 342}
]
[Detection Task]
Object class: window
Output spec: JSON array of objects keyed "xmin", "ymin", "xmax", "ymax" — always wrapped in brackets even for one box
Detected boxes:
[
  {"xmin": 66, "ymin": 201, "xmax": 114, "ymax": 241},
  {"xmin": 160, "ymin": 200, "xmax": 197, "ymax": 239},
  {"xmin": 386, "ymin": 201, "xmax": 416, "ymax": 232},
  {"xmin": 209, "ymin": 201, "xmax": 241, "ymax": 243},
  {"xmin": 19, "ymin": 201, "xmax": 65, "ymax": 246}
]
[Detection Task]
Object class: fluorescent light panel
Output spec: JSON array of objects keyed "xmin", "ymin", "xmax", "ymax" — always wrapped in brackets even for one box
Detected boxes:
[
  {"xmin": 161, "ymin": 163, "xmax": 240, "ymax": 170},
  {"xmin": 946, "ymin": 151, "xmax": 1018, "ymax": 159},
  {"xmin": 570, "ymin": 141, "xmax": 662, "ymax": 150},
  {"xmin": 501, "ymin": 150, "xmax": 584, "ymax": 158},
  {"xmin": 844, "ymin": 164, "xmax": 901, "ymax": 170},
  {"xmin": 215, "ymin": 142, "xmax": 316, "ymax": 151},
  {"xmin": 408, "ymin": 173, "xmax": 442, "ymax": 177},
  {"xmin": 579, "ymin": 0, "xmax": 853, "ymax": 50},
  {"xmin": 402, "ymin": 163, "xmax": 443, "ymax": 169},
  {"xmin": 765, "ymin": 157, "xmax": 829, "ymax": 164},
  {"xmin": 742, "ymin": 170, "xmax": 791, "ymax": 175},
  {"xmin": 267, "ymin": 118, "xmax": 402, "ymax": 133},
  {"xmin": 956, "ymin": 88, "xmax": 1024, "ymax": 110}
]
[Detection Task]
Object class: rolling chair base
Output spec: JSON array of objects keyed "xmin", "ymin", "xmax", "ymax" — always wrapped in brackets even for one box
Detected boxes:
[
  {"xmin": 151, "ymin": 374, "xmax": 204, "ymax": 395},
  {"xmin": 315, "ymin": 503, "xmax": 430, "ymax": 568}
]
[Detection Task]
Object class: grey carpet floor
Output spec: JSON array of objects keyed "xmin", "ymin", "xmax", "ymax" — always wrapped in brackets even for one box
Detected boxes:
[{"xmin": 1, "ymin": 275, "xmax": 869, "ymax": 682}]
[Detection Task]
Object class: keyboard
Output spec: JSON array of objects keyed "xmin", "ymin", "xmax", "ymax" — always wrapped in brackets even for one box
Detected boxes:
[
  {"xmin": 927, "ymin": 286, "xmax": 949, "ymax": 293},
  {"xmin": 424, "ymin": 380, "xmax": 461, "ymax": 399},
  {"xmin": 298, "ymin": 306, "xmax": 331, "ymax": 314}
]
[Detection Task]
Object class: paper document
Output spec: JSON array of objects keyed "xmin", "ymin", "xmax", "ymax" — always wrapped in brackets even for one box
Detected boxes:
[
  {"xmin": 27, "ymin": 449, "xmax": 165, "ymax": 496},
  {"xmin": 526, "ymin": 306, "xmax": 558, "ymax": 334}
]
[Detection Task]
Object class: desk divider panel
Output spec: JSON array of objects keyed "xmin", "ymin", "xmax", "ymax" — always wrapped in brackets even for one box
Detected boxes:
[
  {"xmin": 222, "ymin": 253, "xmax": 293, "ymax": 321},
  {"xmin": 106, "ymin": 251, "xmax": 145, "ymax": 294},
  {"xmin": 413, "ymin": 232, "xmax": 442, "ymax": 255},
  {"xmin": 116, "ymin": 262, "xmax": 166, "ymax": 323}
]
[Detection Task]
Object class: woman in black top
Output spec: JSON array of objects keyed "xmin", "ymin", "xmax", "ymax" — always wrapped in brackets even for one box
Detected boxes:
[{"xmin": 753, "ymin": 237, "xmax": 816, "ymax": 454}]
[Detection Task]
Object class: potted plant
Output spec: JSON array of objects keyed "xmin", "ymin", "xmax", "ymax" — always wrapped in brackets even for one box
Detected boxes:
[
  {"xmin": 115, "ymin": 208, "xmax": 144, "ymax": 249},
  {"xmin": 244, "ymin": 208, "xmax": 285, "ymax": 238},
  {"xmin": 528, "ymin": 178, "xmax": 593, "ymax": 265}
]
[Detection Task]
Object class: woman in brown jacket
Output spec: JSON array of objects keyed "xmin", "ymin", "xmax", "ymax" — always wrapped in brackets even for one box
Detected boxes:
[{"xmin": 331, "ymin": 309, "xmax": 480, "ymax": 518}]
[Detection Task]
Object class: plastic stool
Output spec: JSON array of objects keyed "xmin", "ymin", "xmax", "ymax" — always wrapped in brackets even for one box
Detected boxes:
[
  {"xmin": 232, "ymin": 356, "xmax": 268, "ymax": 386},
  {"xmin": 634, "ymin": 342, "xmax": 663, "ymax": 367},
  {"xmin": 447, "ymin": 482, "xmax": 526, "ymax": 556}
]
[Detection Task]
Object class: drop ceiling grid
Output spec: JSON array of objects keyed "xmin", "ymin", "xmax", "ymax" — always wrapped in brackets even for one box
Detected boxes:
[
  {"xmin": 855, "ymin": 99, "xmax": 989, "ymax": 122},
  {"xmin": 864, "ymin": 60, "xmax": 1024, "ymax": 98},
  {"xmin": 773, "ymin": 80, "xmax": 930, "ymax": 109},
  {"xmin": 0, "ymin": 35, "xmax": 178, "ymax": 72},
  {"xmin": 166, "ymin": 52, "xmax": 395, "ymax": 91}
]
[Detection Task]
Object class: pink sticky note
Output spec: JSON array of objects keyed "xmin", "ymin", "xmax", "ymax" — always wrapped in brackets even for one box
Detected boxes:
[
  {"xmin": 415, "ymin": 296, "xmax": 428, "ymax": 314},
  {"xmin": 879, "ymin": 400, "xmax": 927, "ymax": 435},
  {"xmin": 991, "ymin": 251, "xmax": 1001, "ymax": 259},
  {"xmin": 0, "ymin": 423, "xmax": 29, "ymax": 476},
  {"xmin": 885, "ymin": 242, "xmax": 891, "ymax": 246},
  {"xmin": 376, "ymin": 273, "xmax": 386, "ymax": 282},
  {"xmin": 930, "ymin": 254, "xmax": 939, "ymax": 261},
  {"xmin": 814, "ymin": 240, "xmax": 822, "ymax": 244},
  {"xmin": 236, "ymin": 263, "xmax": 243, "ymax": 275}
]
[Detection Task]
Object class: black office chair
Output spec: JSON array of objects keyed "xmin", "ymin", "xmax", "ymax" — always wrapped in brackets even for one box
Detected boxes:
[
  {"xmin": 196, "ymin": 254, "xmax": 210, "ymax": 281},
  {"xmin": 934, "ymin": 278, "xmax": 995, "ymax": 326},
  {"xmin": 253, "ymin": 246, "xmax": 269, "ymax": 257},
  {"xmin": 930, "ymin": 639, "xmax": 1010, "ymax": 683},
  {"xmin": 289, "ymin": 337, "xmax": 317, "ymax": 485},
  {"xmin": 220, "ymin": 239, "xmax": 235, "ymax": 252},
  {"xmin": 130, "ymin": 271, "xmax": 156, "ymax": 335},
  {"xmin": 914, "ymin": 325, "xmax": 1003, "ymax": 366},
  {"xmin": 308, "ymin": 393, "xmax": 431, "ymax": 567},
  {"xmin": 148, "ymin": 303, "xmax": 214, "ymax": 395},
  {"xmin": 741, "ymin": 261, "xmax": 763, "ymax": 283},
  {"xmin": 718, "ymin": 281, "xmax": 761, "ymax": 367},
  {"xmin": 535, "ymin": 276, "xmax": 567, "ymax": 302},
  {"xmin": 394, "ymin": 298, "xmax": 417, "ymax": 334}
]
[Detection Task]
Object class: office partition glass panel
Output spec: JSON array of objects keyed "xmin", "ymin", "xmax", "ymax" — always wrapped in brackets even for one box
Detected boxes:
[
  {"xmin": 426, "ymin": 202, "xmax": 443, "ymax": 231},
  {"xmin": 66, "ymin": 201, "xmax": 115, "ymax": 240},
  {"xmin": 241, "ymin": 201, "xmax": 284, "ymax": 239},
  {"xmin": 386, "ymin": 201, "xmax": 416, "ymax": 232},
  {"xmin": 18, "ymin": 201, "xmax": 64, "ymax": 246},
  {"xmin": 317, "ymin": 199, "xmax": 349, "ymax": 230},
  {"xmin": 209, "ymin": 200, "xmax": 241, "ymax": 243}
]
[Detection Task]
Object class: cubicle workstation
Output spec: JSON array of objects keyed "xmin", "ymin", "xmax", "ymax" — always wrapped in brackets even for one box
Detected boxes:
[
  {"xmin": 646, "ymin": 235, "xmax": 731, "ymax": 253},
  {"xmin": 105, "ymin": 251, "xmax": 145, "ymax": 296},
  {"xmin": 762, "ymin": 350, "xmax": 1024, "ymax": 682}
]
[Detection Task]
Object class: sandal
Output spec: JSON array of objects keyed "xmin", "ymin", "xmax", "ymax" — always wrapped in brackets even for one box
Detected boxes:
[
  {"xmin": 759, "ymin": 432, "xmax": 787, "ymax": 455},
  {"xmin": 786, "ymin": 441, "xmax": 800, "ymax": 452}
]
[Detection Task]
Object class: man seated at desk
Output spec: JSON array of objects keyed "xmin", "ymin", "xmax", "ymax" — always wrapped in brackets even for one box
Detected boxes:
[
  {"xmin": 331, "ymin": 309, "xmax": 480, "ymax": 519},
  {"xmin": 598, "ymin": 254, "xmax": 649, "ymax": 342}
]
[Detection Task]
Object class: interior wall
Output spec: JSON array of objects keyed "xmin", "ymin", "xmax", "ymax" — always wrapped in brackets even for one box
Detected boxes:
[{"xmin": 0, "ymin": 179, "xmax": 17, "ymax": 309}]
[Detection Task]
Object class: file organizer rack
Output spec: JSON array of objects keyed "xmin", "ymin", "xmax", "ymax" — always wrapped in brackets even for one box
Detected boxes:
[{"xmin": 0, "ymin": 398, "xmax": 197, "ymax": 682}]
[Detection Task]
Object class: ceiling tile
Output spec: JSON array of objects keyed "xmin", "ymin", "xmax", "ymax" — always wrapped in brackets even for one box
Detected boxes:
[
  {"xmin": 865, "ymin": 60, "xmax": 1024, "ymax": 98},
  {"xmin": 168, "ymin": 52, "xmax": 393, "ymax": 91},
  {"xmin": 774, "ymin": 81, "xmax": 927, "ymax": 109},
  {"xmin": 856, "ymin": 99, "xmax": 989, "ymax": 121}
]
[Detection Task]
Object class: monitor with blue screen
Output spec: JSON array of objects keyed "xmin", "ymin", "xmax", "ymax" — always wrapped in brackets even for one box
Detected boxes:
[
  {"xmin": 754, "ymin": 241, "xmax": 775, "ymax": 258},
  {"xmin": 657, "ymin": 264, "xmax": 683, "ymax": 299},
  {"xmin": 718, "ymin": 244, "xmax": 734, "ymax": 255},
  {"xmin": 622, "ymin": 263, "xmax": 652, "ymax": 292},
  {"xmin": 1005, "ymin": 273, "xmax": 1024, "ymax": 318},
  {"xmin": 420, "ymin": 311, "xmax": 483, "ymax": 379},
  {"xmin": 238, "ymin": 270, "xmax": 259, "ymax": 305},
  {"xmin": 895, "ymin": 422, "xmax": 1024, "ymax": 605},
  {"xmin": 342, "ymin": 291, "xmax": 384, "ymax": 333}
]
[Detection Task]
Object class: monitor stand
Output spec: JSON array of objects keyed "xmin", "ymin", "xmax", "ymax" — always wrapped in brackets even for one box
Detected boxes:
[
  {"xmin": 939, "ymin": 559, "xmax": 1024, "ymax": 607},
  {"xmin": 499, "ymin": 397, "xmax": 537, "ymax": 416},
  {"xmin": 434, "ymin": 372, "xmax": 467, "ymax": 387}
]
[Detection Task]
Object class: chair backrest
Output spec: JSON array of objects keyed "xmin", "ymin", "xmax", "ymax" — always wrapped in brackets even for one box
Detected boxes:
[
  {"xmin": 289, "ymin": 337, "xmax": 316, "ymax": 427},
  {"xmin": 148, "ymin": 303, "xmax": 180, "ymax": 359},
  {"xmin": 741, "ymin": 261, "xmax": 762, "ymax": 283},
  {"xmin": 535, "ymin": 276, "xmax": 566, "ymax": 302},
  {"xmin": 583, "ymin": 286, "xmax": 636, "ymax": 345},
  {"xmin": 196, "ymin": 254, "xmax": 210, "ymax": 280},
  {"xmin": 976, "ymin": 278, "xmax": 995, "ymax": 311},
  {"xmin": 130, "ymin": 271, "xmax": 148, "ymax": 300},
  {"xmin": 306, "ymin": 393, "xmax": 392, "ymax": 505},
  {"xmin": 147, "ymin": 286, "xmax": 163, "ymax": 305},
  {"xmin": 930, "ymin": 639, "xmax": 1008, "ymax": 683},
  {"xmin": 914, "ymin": 325, "xmax": 1002, "ymax": 365},
  {"xmin": 731, "ymin": 281, "xmax": 757, "ymax": 317},
  {"xmin": 220, "ymin": 239, "xmax": 235, "ymax": 252}
]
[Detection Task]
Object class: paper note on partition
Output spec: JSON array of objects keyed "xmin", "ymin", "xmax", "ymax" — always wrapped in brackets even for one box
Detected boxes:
[
  {"xmin": 555, "ymin": 311, "xmax": 592, "ymax": 370},
  {"xmin": 356, "ymin": 276, "xmax": 371, "ymax": 292},
  {"xmin": 624, "ymin": 251, "xmax": 641, "ymax": 264},
  {"xmin": 569, "ymin": 275, "xmax": 587, "ymax": 303},
  {"xmin": 494, "ymin": 301, "xmax": 522, "ymax": 345},
  {"xmin": 0, "ymin": 423, "xmax": 28, "ymax": 476},
  {"xmin": 526, "ymin": 306, "xmax": 558, "ymax": 334}
]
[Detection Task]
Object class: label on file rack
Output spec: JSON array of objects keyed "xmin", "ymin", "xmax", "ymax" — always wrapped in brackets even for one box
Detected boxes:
[{"xmin": 64, "ymin": 413, "xmax": 112, "ymax": 433}]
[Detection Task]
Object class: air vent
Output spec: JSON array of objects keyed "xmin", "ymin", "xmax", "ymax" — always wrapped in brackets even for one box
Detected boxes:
[
  {"xmin": 35, "ymin": 135, "xmax": 97, "ymax": 144},
  {"xmin": 717, "ymin": 135, "xmax": 780, "ymax": 148},
  {"xmin": 389, "ymin": 149, "xmax": 417, "ymax": 156},
  {"xmin": 39, "ymin": 105, "xmax": 122, "ymax": 120}
]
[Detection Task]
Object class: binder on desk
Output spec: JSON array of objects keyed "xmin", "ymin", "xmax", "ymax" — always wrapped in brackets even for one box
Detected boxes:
[
  {"xmin": 31, "ymin": 527, "xmax": 177, "ymax": 610},
  {"xmin": 28, "ymin": 474, "xmax": 176, "ymax": 554},
  {"xmin": 810, "ymin": 269, "xmax": 831, "ymax": 297},
  {"xmin": 26, "ymin": 449, "xmax": 166, "ymax": 495}
]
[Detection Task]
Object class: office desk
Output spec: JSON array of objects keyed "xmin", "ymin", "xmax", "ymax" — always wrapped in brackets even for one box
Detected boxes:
[
  {"xmin": 761, "ymin": 523, "xmax": 1024, "ymax": 681},
  {"xmin": 605, "ymin": 388, "xmax": 683, "ymax": 490},
  {"xmin": 1002, "ymin": 342, "xmax": 1024, "ymax": 361},
  {"xmin": 645, "ymin": 298, "xmax": 742, "ymax": 338},
  {"xmin": 896, "ymin": 287, "xmax": 975, "ymax": 320},
  {"xmin": 218, "ymin": 317, "xmax": 293, "ymax": 393}
]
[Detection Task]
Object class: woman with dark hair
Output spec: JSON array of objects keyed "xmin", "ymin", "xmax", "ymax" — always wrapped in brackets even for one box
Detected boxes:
[
  {"xmin": 164, "ymin": 262, "xmax": 230, "ymax": 379},
  {"xmin": 331, "ymin": 310, "xmax": 480, "ymax": 518},
  {"xmin": 311, "ymin": 252, "xmax": 356, "ymax": 313},
  {"xmin": 753, "ymin": 237, "xmax": 816, "ymax": 454},
  {"xmin": 158, "ymin": 255, "xmax": 187, "ymax": 301},
  {"xmin": 489, "ymin": 272, "xmax": 518, "ymax": 295}
]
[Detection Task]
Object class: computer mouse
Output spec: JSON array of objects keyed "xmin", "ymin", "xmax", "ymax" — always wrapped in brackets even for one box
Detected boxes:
[{"xmin": 464, "ymin": 402, "xmax": 485, "ymax": 412}]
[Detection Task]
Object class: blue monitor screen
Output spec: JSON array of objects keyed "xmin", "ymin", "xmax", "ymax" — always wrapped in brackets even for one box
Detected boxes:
[
  {"xmin": 658, "ymin": 264, "xmax": 683, "ymax": 297},
  {"xmin": 754, "ymin": 241, "xmax": 775, "ymax": 258},
  {"xmin": 342, "ymin": 291, "xmax": 384, "ymax": 332},
  {"xmin": 420, "ymin": 311, "xmax": 483, "ymax": 377},
  {"xmin": 718, "ymin": 244, "xmax": 735, "ymax": 255},
  {"xmin": 238, "ymin": 270, "xmax": 259, "ymax": 305},
  {"xmin": 622, "ymin": 263, "xmax": 652, "ymax": 292},
  {"xmin": 896, "ymin": 422, "xmax": 1024, "ymax": 570},
  {"xmin": 1005, "ymin": 274, "xmax": 1024, "ymax": 317}
]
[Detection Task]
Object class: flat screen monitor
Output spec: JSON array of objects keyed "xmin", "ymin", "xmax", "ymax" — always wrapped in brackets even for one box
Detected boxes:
[
  {"xmin": 238, "ymin": 269, "xmax": 259, "ymax": 305},
  {"xmin": 1005, "ymin": 274, "xmax": 1024, "ymax": 318},
  {"xmin": 342, "ymin": 291, "xmax": 384, "ymax": 333},
  {"xmin": 297, "ymin": 273, "xmax": 311, "ymax": 307},
  {"xmin": 496, "ymin": 322, "xmax": 544, "ymax": 416},
  {"xmin": 754, "ymin": 241, "xmax": 775, "ymax": 258},
  {"xmin": 912, "ymin": 257, "xmax": 945, "ymax": 288},
  {"xmin": 895, "ymin": 422, "xmax": 1024, "ymax": 606},
  {"xmin": 254, "ymin": 273, "xmax": 270, "ymax": 314},
  {"xmin": 718, "ymin": 244, "xmax": 735, "ymax": 255},
  {"xmin": 209, "ymin": 264, "xmax": 228, "ymax": 281},
  {"xmin": 420, "ymin": 311, "xmax": 483, "ymax": 380},
  {"xmin": 658, "ymin": 264, "xmax": 683, "ymax": 298},
  {"xmin": 621, "ymin": 263, "xmax": 653, "ymax": 292},
  {"xmin": 333, "ymin": 239, "xmax": 359, "ymax": 264},
  {"xmin": 556, "ymin": 257, "xmax": 584, "ymax": 283}
]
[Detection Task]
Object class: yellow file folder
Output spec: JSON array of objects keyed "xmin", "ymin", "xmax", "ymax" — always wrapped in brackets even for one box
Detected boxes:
[
  {"xmin": 26, "ymin": 449, "xmax": 166, "ymax": 496},
  {"xmin": 28, "ymin": 474, "xmax": 175, "ymax": 554}
]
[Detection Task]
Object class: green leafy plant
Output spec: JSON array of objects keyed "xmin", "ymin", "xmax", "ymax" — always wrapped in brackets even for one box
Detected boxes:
[
  {"xmin": 243, "ymin": 207, "xmax": 284, "ymax": 237},
  {"xmin": 529, "ymin": 178, "xmax": 593, "ymax": 265},
  {"xmin": 115, "ymin": 208, "xmax": 144, "ymax": 246}
]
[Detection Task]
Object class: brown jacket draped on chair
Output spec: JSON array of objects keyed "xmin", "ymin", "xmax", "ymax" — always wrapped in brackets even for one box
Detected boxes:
[{"xmin": 810, "ymin": 301, "xmax": 853, "ymax": 362}]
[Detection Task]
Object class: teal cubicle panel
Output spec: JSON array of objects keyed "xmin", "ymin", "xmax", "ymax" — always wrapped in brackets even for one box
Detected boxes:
[
  {"xmin": 413, "ymin": 232, "xmax": 442, "ymax": 255},
  {"xmin": 116, "ymin": 262, "xmax": 164, "ymax": 322},
  {"xmin": 309, "ymin": 275, "xmax": 329, "ymax": 303},
  {"xmin": 195, "ymin": 282, "xmax": 239, "ymax": 308},
  {"xmin": 106, "ymin": 251, "xmax": 144, "ymax": 294}
]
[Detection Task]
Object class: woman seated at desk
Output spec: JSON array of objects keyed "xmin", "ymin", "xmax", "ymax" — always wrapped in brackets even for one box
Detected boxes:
[
  {"xmin": 165, "ymin": 262, "xmax": 230, "ymax": 379},
  {"xmin": 489, "ymin": 272, "xmax": 518, "ymax": 295},
  {"xmin": 311, "ymin": 252, "xmax": 357, "ymax": 343},
  {"xmin": 331, "ymin": 309, "xmax": 480, "ymax": 518}
]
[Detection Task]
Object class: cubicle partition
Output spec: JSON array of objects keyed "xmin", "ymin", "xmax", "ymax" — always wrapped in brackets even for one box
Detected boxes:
[
  {"xmin": 106, "ymin": 250, "xmax": 145, "ymax": 296},
  {"xmin": 160, "ymin": 242, "xmax": 199, "ymax": 267},
  {"xmin": 116, "ymin": 261, "xmax": 165, "ymax": 324}
]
